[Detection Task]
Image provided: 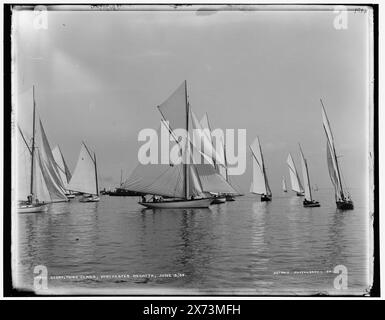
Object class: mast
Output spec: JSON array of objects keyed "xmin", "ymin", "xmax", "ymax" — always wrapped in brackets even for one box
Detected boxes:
[
  {"xmin": 94, "ymin": 152, "xmax": 99, "ymax": 196},
  {"xmin": 184, "ymin": 80, "xmax": 189, "ymax": 200},
  {"xmin": 320, "ymin": 99, "xmax": 345, "ymax": 199},
  {"xmin": 258, "ymin": 137, "xmax": 269, "ymax": 195},
  {"xmin": 30, "ymin": 86, "xmax": 36, "ymax": 198},
  {"xmin": 223, "ymin": 139, "xmax": 229, "ymax": 182},
  {"xmin": 299, "ymin": 143, "xmax": 312, "ymax": 201}
]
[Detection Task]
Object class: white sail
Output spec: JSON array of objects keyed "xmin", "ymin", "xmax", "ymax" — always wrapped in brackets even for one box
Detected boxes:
[
  {"xmin": 321, "ymin": 103, "xmax": 344, "ymax": 200},
  {"xmin": 52, "ymin": 146, "xmax": 70, "ymax": 189},
  {"xmin": 286, "ymin": 153, "xmax": 303, "ymax": 193},
  {"xmin": 216, "ymin": 136, "xmax": 228, "ymax": 179},
  {"xmin": 299, "ymin": 146, "xmax": 312, "ymax": 201},
  {"xmin": 249, "ymin": 137, "xmax": 270, "ymax": 195},
  {"xmin": 199, "ymin": 113, "xmax": 226, "ymax": 166},
  {"xmin": 16, "ymin": 129, "xmax": 32, "ymax": 201},
  {"xmin": 37, "ymin": 120, "xmax": 67, "ymax": 193},
  {"xmin": 282, "ymin": 177, "xmax": 287, "ymax": 192},
  {"xmin": 68, "ymin": 143, "xmax": 98, "ymax": 195}
]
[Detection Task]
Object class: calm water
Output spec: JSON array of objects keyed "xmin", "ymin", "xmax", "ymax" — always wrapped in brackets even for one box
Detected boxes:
[{"xmin": 15, "ymin": 188, "xmax": 371, "ymax": 295}]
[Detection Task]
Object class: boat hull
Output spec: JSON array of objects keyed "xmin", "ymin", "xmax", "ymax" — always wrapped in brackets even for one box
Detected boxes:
[
  {"xmin": 211, "ymin": 196, "xmax": 226, "ymax": 204},
  {"xmin": 336, "ymin": 200, "xmax": 354, "ymax": 210},
  {"xmin": 303, "ymin": 200, "xmax": 321, "ymax": 208},
  {"xmin": 296, "ymin": 192, "xmax": 304, "ymax": 197},
  {"xmin": 225, "ymin": 195, "xmax": 235, "ymax": 201},
  {"xmin": 139, "ymin": 198, "xmax": 212, "ymax": 209},
  {"xmin": 18, "ymin": 203, "xmax": 48, "ymax": 213},
  {"xmin": 79, "ymin": 195, "xmax": 100, "ymax": 202},
  {"xmin": 261, "ymin": 194, "xmax": 272, "ymax": 202}
]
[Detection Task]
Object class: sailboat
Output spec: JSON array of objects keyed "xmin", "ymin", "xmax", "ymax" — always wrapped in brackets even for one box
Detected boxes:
[
  {"xmin": 17, "ymin": 87, "xmax": 51, "ymax": 213},
  {"xmin": 299, "ymin": 144, "xmax": 320, "ymax": 207},
  {"xmin": 123, "ymin": 81, "xmax": 236, "ymax": 209},
  {"xmin": 250, "ymin": 136, "xmax": 272, "ymax": 202},
  {"xmin": 286, "ymin": 153, "xmax": 305, "ymax": 196},
  {"xmin": 52, "ymin": 146, "xmax": 74, "ymax": 198},
  {"xmin": 282, "ymin": 177, "xmax": 288, "ymax": 193},
  {"xmin": 321, "ymin": 99, "xmax": 353, "ymax": 210},
  {"xmin": 68, "ymin": 142, "xmax": 100, "ymax": 202}
]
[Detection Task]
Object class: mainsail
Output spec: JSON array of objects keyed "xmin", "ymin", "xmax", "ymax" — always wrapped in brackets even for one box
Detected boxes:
[
  {"xmin": 250, "ymin": 137, "xmax": 271, "ymax": 196},
  {"xmin": 68, "ymin": 143, "xmax": 98, "ymax": 195},
  {"xmin": 299, "ymin": 145, "xmax": 313, "ymax": 201},
  {"xmin": 286, "ymin": 153, "xmax": 304, "ymax": 194},
  {"xmin": 321, "ymin": 101, "xmax": 346, "ymax": 201}
]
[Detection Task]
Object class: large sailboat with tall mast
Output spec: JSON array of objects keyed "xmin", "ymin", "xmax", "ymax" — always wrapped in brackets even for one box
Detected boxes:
[
  {"xmin": 299, "ymin": 144, "xmax": 320, "ymax": 207},
  {"xmin": 286, "ymin": 153, "xmax": 305, "ymax": 196},
  {"xmin": 321, "ymin": 99, "xmax": 353, "ymax": 210},
  {"xmin": 17, "ymin": 87, "xmax": 68, "ymax": 212},
  {"xmin": 68, "ymin": 142, "xmax": 100, "ymax": 202},
  {"xmin": 123, "ymin": 81, "xmax": 235, "ymax": 209},
  {"xmin": 250, "ymin": 136, "xmax": 272, "ymax": 202}
]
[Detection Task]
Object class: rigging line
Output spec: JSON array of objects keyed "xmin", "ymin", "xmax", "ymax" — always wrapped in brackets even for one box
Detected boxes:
[
  {"xmin": 18, "ymin": 125, "xmax": 32, "ymax": 154},
  {"xmin": 173, "ymin": 165, "xmax": 183, "ymax": 197},
  {"xmin": 140, "ymin": 165, "xmax": 175, "ymax": 191}
]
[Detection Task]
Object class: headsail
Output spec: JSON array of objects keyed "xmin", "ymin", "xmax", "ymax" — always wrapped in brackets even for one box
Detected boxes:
[
  {"xmin": 52, "ymin": 146, "xmax": 71, "ymax": 190},
  {"xmin": 68, "ymin": 143, "xmax": 98, "ymax": 195},
  {"xmin": 286, "ymin": 153, "xmax": 304, "ymax": 194},
  {"xmin": 250, "ymin": 137, "xmax": 271, "ymax": 196},
  {"xmin": 299, "ymin": 145, "xmax": 313, "ymax": 201}
]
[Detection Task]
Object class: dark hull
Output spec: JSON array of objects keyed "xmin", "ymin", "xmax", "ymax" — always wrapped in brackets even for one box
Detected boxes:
[
  {"xmin": 225, "ymin": 195, "xmax": 235, "ymax": 201},
  {"xmin": 303, "ymin": 200, "xmax": 321, "ymax": 208},
  {"xmin": 211, "ymin": 196, "xmax": 226, "ymax": 204},
  {"xmin": 109, "ymin": 188, "xmax": 143, "ymax": 197},
  {"xmin": 261, "ymin": 195, "xmax": 272, "ymax": 202},
  {"xmin": 296, "ymin": 192, "xmax": 304, "ymax": 197},
  {"xmin": 336, "ymin": 200, "xmax": 354, "ymax": 210}
]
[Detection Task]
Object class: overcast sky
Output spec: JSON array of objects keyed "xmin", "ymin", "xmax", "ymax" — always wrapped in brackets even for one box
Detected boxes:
[{"xmin": 14, "ymin": 5, "xmax": 372, "ymax": 194}]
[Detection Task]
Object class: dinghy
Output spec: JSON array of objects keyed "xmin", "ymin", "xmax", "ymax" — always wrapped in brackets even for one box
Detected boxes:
[
  {"xmin": 299, "ymin": 144, "xmax": 320, "ymax": 208},
  {"xmin": 250, "ymin": 136, "xmax": 272, "ymax": 202},
  {"xmin": 321, "ymin": 99, "xmax": 354, "ymax": 210}
]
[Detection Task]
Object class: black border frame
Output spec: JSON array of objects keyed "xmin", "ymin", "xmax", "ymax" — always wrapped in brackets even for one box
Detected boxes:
[{"xmin": 2, "ymin": 2, "xmax": 380, "ymax": 298}]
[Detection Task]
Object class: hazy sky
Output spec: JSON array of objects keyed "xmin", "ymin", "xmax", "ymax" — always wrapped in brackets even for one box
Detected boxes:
[{"xmin": 13, "ymin": 5, "xmax": 372, "ymax": 194}]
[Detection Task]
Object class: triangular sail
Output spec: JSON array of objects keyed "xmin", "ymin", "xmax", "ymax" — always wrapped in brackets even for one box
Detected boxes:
[
  {"xmin": 286, "ymin": 153, "xmax": 304, "ymax": 193},
  {"xmin": 282, "ymin": 177, "xmax": 287, "ymax": 192},
  {"xmin": 321, "ymin": 102, "xmax": 345, "ymax": 200},
  {"xmin": 299, "ymin": 146, "xmax": 313, "ymax": 201},
  {"xmin": 68, "ymin": 143, "xmax": 98, "ymax": 195},
  {"xmin": 37, "ymin": 120, "xmax": 67, "ymax": 193},
  {"xmin": 250, "ymin": 137, "xmax": 270, "ymax": 195},
  {"xmin": 52, "ymin": 146, "xmax": 70, "ymax": 190}
]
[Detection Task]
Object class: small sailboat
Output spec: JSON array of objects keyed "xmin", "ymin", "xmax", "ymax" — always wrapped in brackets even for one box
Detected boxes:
[
  {"xmin": 68, "ymin": 142, "xmax": 100, "ymax": 202},
  {"xmin": 52, "ymin": 145, "xmax": 75, "ymax": 198},
  {"xmin": 321, "ymin": 99, "xmax": 353, "ymax": 210},
  {"xmin": 282, "ymin": 177, "xmax": 288, "ymax": 193},
  {"xmin": 250, "ymin": 136, "xmax": 272, "ymax": 202},
  {"xmin": 286, "ymin": 153, "xmax": 305, "ymax": 196},
  {"xmin": 299, "ymin": 144, "xmax": 320, "ymax": 207}
]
